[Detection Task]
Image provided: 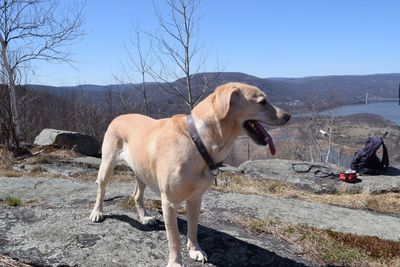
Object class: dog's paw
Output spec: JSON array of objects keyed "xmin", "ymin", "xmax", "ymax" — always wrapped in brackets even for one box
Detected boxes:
[
  {"xmin": 140, "ymin": 216, "xmax": 157, "ymax": 225},
  {"xmin": 90, "ymin": 209, "xmax": 103, "ymax": 222},
  {"xmin": 189, "ymin": 248, "xmax": 207, "ymax": 263}
]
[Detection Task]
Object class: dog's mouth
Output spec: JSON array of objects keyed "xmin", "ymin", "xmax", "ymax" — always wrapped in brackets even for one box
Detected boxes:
[{"xmin": 243, "ymin": 120, "xmax": 276, "ymax": 155}]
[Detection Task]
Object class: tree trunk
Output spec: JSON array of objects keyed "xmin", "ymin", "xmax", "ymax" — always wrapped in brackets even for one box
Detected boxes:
[
  {"xmin": 1, "ymin": 40, "xmax": 20, "ymax": 147},
  {"xmin": 141, "ymin": 72, "xmax": 149, "ymax": 116},
  {"xmin": 186, "ymin": 73, "xmax": 193, "ymax": 110},
  {"xmin": 325, "ymin": 115, "xmax": 335, "ymax": 164},
  {"xmin": 184, "ymin": 43, "xmax": 192, "ymax": 110},
  {"xmin": 8, "ymin": 75, "xmax": 20, "ymax": 148},
  {"xmin": 325, "ymin": 132, "xmax": 332, "ymax": 163},
  {"xmin": 309, "ymin": 144, "xmax": 314, "ymax": 163},
  {"xmin": 185, "ymin": 43, "xmax": 193, "ymax": 110},
  {"xmin": 183, "ymin": 2, "xmax": 193, "ymax": 111}
]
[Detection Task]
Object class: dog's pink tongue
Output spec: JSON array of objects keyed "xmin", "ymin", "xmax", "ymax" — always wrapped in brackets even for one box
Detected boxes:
[
  {"xmin": 257, "ymin": 123, "xmax": 276, "ymax": 155},
  {"xmin": 265, "ymin": 133, "xmax": 276, "ymax": 155}
]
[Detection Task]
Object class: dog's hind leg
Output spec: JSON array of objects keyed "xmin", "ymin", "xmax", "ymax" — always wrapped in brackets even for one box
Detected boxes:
[
  {"xmin": 90, "ymin": 143, "xmax": 117, "ymax": 222},
  {"xmin": 132, "ymin": 178, "xmax": 157, "ymax": 225}
]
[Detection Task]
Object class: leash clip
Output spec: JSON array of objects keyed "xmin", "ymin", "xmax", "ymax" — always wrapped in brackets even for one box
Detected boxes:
[
  {"xmin": 210, "ymin": 168, "xmax": 221, "ymax": 186},
  {"xmin": 209, "ymin": 162, "xmax": 224, "ymax": 185},
  {"xmin": 210, "ymin": 168, "xmax": 220, "ymax": 177}
]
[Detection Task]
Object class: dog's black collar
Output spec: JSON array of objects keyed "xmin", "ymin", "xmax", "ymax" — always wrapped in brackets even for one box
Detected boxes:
[{"xmin": 186, "ymin": 114, "xmax": 223, "ymax": 172}]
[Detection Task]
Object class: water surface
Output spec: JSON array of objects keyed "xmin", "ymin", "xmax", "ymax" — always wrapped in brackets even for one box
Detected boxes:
[{"xmin": 320, "ymin": 102, "xmax": 400, "ymax": 125}]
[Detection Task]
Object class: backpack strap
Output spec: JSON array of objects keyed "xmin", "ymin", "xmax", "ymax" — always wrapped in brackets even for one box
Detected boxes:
[
  {"xmin": 350, "ymin": 150, "xmax": 362, "ymax": 171},
  {"xmin": 381, "ymin": 140, "xmax": 389, "ymax": 168}
]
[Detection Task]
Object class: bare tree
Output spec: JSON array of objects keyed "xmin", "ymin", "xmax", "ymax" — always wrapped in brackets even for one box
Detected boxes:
[
  {"xmin": 149, "ymin": 0, "xmax": 219, "ymax": 111},
  {"xmin": 302, "ymin": 92, "xmax": 323, "ymax": 162},
  {"xmin": 324, "ymin": 89, "xmax": 338, "ymax": 163},
  {"xmin": 0, "ymin": 0, "xmax": 84, "ymax": 147},
  {"xmin": 120, "ymin": 24, "xmax": 153, "ymax": 115},
  {"xmin": 300, "ymin": 89, "xmax": 339, "ymax": 164}
]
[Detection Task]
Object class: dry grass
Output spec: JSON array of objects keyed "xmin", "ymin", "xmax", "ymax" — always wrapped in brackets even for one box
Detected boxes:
[
  {"xmin": 22, "ymin": 148, "xmax": 80, "ymax": 165},
  {"xmin": 24, "ymin": 199, "xmax": 42, "ymax": 208},
  {"xmin": 0, "ymin": 148, "xmax": 24, "ymax": 177},
  {"xmin": 45, "ymin": 148, "xmax": 81, "ymax": 159},
  {"xmin": 29, "ymin": 165, "xmax": 47, "ymax": 174},
  {"xmin": 108, "ymin": 170, "xmax": 135, "ymax": 182},
  {"xmin": 119, "ymin": 196, "xmax": 137, "ymax": 209},
  {"xmin": 23, "ymin": 154, "xmax": 52, "ymax": 165},
  {"xmin": 0, "ymin": 148, "xmax": 77, "ymax": 178},
  {"xmin": 0, "ymin": 148, "xmax": 15, "ymax": 169},
  {"xmin": 0, "ymin": 169, "xmax": 24, "ymax": 177},
  {"xmin": 305, "ymin": 192, "xmax": 400, "ymax": 215},
  {"xmin": 236, "ymin": 216, "xmax": 400, "ymax": 267},
  {"xmin": 70, "ymin": 170, "xmax": 134, "ymax": 182},
  {"xmin": 118, "ymin": 197, "xmax": 188, "ymax": 215},
  {"xmin": 68, "ymin": 171, "xmax": 97, "ymax": 181},
  {"xmin": 0, "ymin": 197, "xmax": 49, "ymax": 209},
  {"xmin": 213, "ymin": 172, "xmax": 297, "ymax": 196},
  {"xmin": 214, "ymin": 172, "xmax": 400, "ymax": 215}
]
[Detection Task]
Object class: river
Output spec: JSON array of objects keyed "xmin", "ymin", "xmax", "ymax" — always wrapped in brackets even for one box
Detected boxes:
[{"xmin": 320, "ymin": 102, "xmax": 400, "ymax": 125}]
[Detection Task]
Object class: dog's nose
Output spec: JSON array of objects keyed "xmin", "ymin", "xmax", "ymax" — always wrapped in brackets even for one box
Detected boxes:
[{"xmin": 284, "ymin": 113, "xmax": 291, "ymax": 123}]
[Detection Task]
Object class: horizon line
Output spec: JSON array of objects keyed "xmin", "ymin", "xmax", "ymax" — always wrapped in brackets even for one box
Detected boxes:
[{"xmin": 25, "ymin": 71, "xmax": 400, "ymax": 87}]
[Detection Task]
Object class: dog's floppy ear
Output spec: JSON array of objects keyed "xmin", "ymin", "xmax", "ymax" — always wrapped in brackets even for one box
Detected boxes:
[{"xmin": 212, "ymin": 87, "xmax": 240, "ymax": 120}]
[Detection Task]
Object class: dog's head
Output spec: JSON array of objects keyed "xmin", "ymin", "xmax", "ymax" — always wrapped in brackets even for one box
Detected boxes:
[{"xmin": 212, "ymin": 82, "xmax": 291, "ymax": 154}]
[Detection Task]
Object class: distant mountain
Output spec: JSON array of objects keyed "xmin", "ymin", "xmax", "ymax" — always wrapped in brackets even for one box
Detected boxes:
[
  {"xmin": 25, "ymin": 72, "xmax": 400, "ymax": 115},
  {"xmin": 265, "ymin": 73, "xmax": 400, "ymax": 98}
]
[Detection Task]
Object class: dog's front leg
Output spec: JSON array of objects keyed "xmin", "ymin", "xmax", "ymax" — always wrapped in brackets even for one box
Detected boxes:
[
  {"xmin": 186, "ymin": 194, "xmax": 207, "ymax": 263},
  {"xmin": 162, "ymin": 194, "xmax": 183, "ymax": 267}
]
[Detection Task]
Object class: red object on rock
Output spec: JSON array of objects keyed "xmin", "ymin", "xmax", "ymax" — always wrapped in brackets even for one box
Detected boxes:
[{"xmin": 339, "ymin": 170, "xmax": 358, "ymax": 182}]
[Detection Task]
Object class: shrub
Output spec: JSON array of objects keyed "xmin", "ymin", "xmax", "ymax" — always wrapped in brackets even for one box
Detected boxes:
[{"xmin": 5, "ymin": 195, "xmax": 22, "ymax": 207}]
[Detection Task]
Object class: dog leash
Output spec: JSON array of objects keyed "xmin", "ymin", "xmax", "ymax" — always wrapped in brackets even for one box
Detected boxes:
[
  {"xmin": 291, "ymin": 163, "xmax": 337, "ymax": 179},
  {"xmin": 186, "ymin": 114, "xmax": 223, "ymax": 183},
  {"xmin": 291, "ymin": 163, "xmax": 359, "ymax": 182}
]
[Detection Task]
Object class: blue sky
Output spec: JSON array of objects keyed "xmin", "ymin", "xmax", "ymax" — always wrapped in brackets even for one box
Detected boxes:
[{"xmin": 32, "ymin": 0, "xmax": 400, "ymax": 86}]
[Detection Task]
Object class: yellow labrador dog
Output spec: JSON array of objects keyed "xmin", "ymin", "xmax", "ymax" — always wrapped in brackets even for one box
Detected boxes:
[{"xmin": 90, "ymin": 82, "xmax": 291, "ymax": 267}]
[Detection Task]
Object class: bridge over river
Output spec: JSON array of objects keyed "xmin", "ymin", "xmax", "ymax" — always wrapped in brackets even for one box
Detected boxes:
[{"xmin": 365, "ymin": 93, "xmax": 399, "ymax": 104}]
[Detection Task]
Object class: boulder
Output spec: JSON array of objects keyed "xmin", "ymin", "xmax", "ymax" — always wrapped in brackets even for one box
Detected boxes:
[
  {"xmin": 34, "ymin": 129, "xmax": 100, "ymax": 156},
  {"xmin": 219, "ymin": 164, "xmax": 242, "ymax": 174}
]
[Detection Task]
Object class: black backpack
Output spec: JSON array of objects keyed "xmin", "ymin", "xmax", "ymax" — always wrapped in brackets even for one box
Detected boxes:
[{"xmin": 350, "ymin": 136, "xmax": 389, "ymax": 175}]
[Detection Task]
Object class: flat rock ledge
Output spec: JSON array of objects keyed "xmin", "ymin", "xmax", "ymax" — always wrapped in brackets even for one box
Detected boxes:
[
  {"xmin": 1, "ymin": 176, "xmax": 400, "ymax": 267},
  {"xmin": 16, "ymin": 157, "xmax": 400, "ymax": 195},
  {"xmin": 238, "ymin": 159, "xmax": 400, "ymax": 194},
  {"xmin": 0, "ymin": 177, "xmax": 309, "ymax": 267}
]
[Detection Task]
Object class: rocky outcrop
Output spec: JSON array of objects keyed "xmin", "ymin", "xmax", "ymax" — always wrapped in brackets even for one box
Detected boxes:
[
  {"xmin": 2, "ymin": 155, "xmax": 400, "ymax": 266},
  {"xmin": 0, "ymin": 177, "xmax": 309, "ymax": 267},
  {"xmin": 238, "ymin": 159, "xmax": 400, "ymax": 194},
  {"xmin": 34, "ymin": 129, "xmax": 100, "ymax": 156},
  {"xmin": 1, "ymin": 176, "xmax": 400, "ymax": 266}
]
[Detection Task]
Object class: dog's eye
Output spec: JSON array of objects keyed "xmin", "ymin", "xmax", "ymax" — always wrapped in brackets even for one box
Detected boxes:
[{"xmin": 258, "ymin": 98, "xmax": 267, "ymax": 105}]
